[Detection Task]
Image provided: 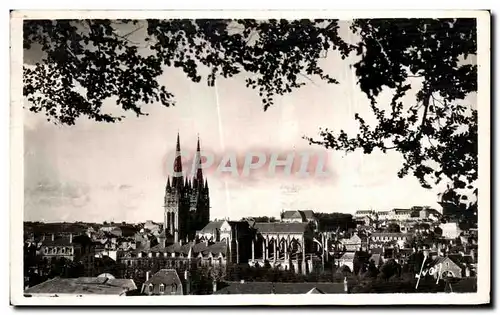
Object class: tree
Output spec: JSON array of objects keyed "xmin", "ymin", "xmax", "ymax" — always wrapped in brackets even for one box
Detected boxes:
[
  {"xmin": 315, "ymin": 212, "xmax": 356, "ymax": 232},
  {"xmin": 247, "ymin": 216, "xmax": 277, "ymax": 223},
  {"xmin": 23, "ymin": 18, "xmax": 477, "ymax": 205},
  {"xmin": 433, "ymin": 226, "xmax": 443, "ymax": 236},
  {"xmin": 378, "ymin": 259, "xmax": 401, "ymax": 280},
  {"xmin": 362, "ymin": 260, "xmax": 379, "ymax": 279},
  {"xmin": 386, "ymin": 223, "xmax": 401, "ymax": 233}
]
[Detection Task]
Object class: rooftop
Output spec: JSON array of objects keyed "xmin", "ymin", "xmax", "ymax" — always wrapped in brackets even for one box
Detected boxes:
[
  {"xmin": 254, "ymin": 222, "xmax": 309, "ymax": 234},
  {"xmin": 143, "ymin": 269, "xmax": 182, "ymax": 287},
  {"xmin": 24, "ymin": 277, "xmax": 137, "ymax": 296},
  {"xmin": 214, "ymin": 282, "xmax": 346, "ymax": 295}
]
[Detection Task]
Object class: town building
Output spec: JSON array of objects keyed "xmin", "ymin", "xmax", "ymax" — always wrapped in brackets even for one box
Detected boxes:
[
  {"xmin": 280, "ymin": 210, "xmax": 318, "ymax": 230},
  {"xmin": 369, "ymin": 232, "xmax": 412, "ymax": 244},
  {"xmin": 98, "ymin": 226, "xmax": 123, "ymax": 237},
  {"xmin": 340, "ymin": 234, "xmax": 367, "ymax": 252},
  {"xmin": 141, "ymin": 269, "xmax": 184, "ymax": 295},
  {"xmin": 248, "ymin": 222, "xmax": 315, "ymax": 274},
  {"xmin": 354, "ymin": 210, "xmax": 376, "ymax": 220},
  {"xmin": 440, "ymin": 222, "xmax": 463, "ymax": 239},
  {"xmin": 427, "ymin": 256, "xmax": 466, "ymax": 279},
  {"xmin": 39, "ymin": 234, "xmax": 94, "ymax": 262},
  {"xmin": 337, "ymin": 252, "xmax": 356, "ymax": 272},
  {"xmin": 195, "ymin": 220, "xmax": 253, "ymax": 264}
]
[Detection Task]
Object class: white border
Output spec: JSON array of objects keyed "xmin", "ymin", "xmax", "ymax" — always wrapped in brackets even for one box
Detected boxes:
[{"xmin": 9, "ymin": 10, "xmax": 491, "ymax": 306}]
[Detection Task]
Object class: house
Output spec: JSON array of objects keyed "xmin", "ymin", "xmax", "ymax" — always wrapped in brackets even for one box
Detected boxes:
[
  {"xmin": 143, "ymin": 220, "xmax": 161, "ymax": 233},
  {"xmin": 370, "ymin": 232, "xmax": 412, "ymax": 243},
  {"xmin": 356, "ymin": 216, "xmax": 374, "ymax": 227},
  {"xmin": 416, "ymin": 207, "xmax": 442, "ymax": 220},
  {"xmin": 427, "ymin": 256, "xmax": 465, "ymax": 279},
  {"xmin": 24, "ymin": 276, "xmax": 137, "ymax": 297},
  {"xmin": 440, "ymin": 222, "xmax": 462, "ymax": 239},
  {"xmin": 40, "ymin": 234, "xmax": 94, "ymax": 262},
  {"xmin": 354, "ymin": 210, "xmax": 376, "ymax": 220},
  {"xmin": 341, "ymin": 234, "xmax": 364, "ymax": 252},
  {"xmin": 280, "ymin": 210, "xmax": 318, "ymax": 230},
  {"xmin": 391, "ymin": 209, "xmax": 413, "ymax": 221},
  {"xmin": 214, "ymin": 281, "xmax": 349, "ymax": 294},
  {"xmin": 141, "ymin": 269, "xmax": 184, "ymax": 295},
  {"xmin": 117, "ymin": 240, "xmax": 229, "ymax": 283},
  {"xmin": 337, "ymin": 252, "xmax": 356, "ymax": 272},
  {"xmin": 196, "ymin": 220, "xmax": 253, "ymax": 264},
  {"xmin": 99, "ymin": 226, "xmax": 122, "ymax": 237},
  {"xmin": 369, "ymin": 253, "xmax": 383, "ymax": 267}
]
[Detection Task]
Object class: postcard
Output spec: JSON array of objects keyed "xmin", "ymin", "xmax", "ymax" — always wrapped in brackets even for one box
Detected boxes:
[{"xmin": 10, "ymin": 9, "xmax": 491, "ymax": 306}]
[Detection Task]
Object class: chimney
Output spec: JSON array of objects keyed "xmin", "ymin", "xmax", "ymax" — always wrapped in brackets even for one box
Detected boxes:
[
  {"xmin": 212, "ymin": 279, "xmax": 217, "ymax": 293},
  {"xmin": 179, "ymin": 239, "xmax": 183, "ymax": 246},
  {"xmin": 51, "ymin": 234, "xmax": 55, "ymax": 241},
  {"xmin": 343, "ymin": 277, "xmax": 348, "ymax": 293},
  {"xmin": 69, "ymin": 233, "xmax": 73, "ymax": 243},
  {"xmin": 146, "ymin": 271, "xmax": 150, "ymax": 282},
  {"xmin": 465, "ymin": 267, "xmax": 471, "ymax": 277}
]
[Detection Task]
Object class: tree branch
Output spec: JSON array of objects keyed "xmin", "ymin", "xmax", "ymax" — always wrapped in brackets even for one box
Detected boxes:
[{"xmin": 299, "ymin": 73, "xmax": 319, "ymax": 86}]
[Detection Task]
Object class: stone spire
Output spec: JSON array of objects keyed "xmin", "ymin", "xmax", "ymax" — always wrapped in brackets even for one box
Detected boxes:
[
  {"xmin": 193, "ymin": 135, "xmax": 204, "ymax": 189},
  {"xmin": 172, "ymin": 132, "xmax": 183, "ymax": 190}
]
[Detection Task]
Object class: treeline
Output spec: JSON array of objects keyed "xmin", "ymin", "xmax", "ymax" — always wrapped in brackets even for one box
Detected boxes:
[{"xmin": 315, "ymin": 212, "xmax": 356, "ymax": 232}]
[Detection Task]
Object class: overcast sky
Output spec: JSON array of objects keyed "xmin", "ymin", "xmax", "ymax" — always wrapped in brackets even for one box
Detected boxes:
[{"xmin": 23, "ymin": 20, "xmax": 475, "ymax": 223}]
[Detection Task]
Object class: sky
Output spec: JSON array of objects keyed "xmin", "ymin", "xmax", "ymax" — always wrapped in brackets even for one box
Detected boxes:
[{"xmin": 22, "ymin": 20, "xmax": 471, "ymax": 223}]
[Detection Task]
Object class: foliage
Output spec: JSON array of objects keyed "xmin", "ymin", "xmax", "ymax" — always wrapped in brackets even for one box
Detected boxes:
[
  {"xmin": 433, "ymin": 226, "xmax": 443, "ymax": 236},
  {"xmin": 315, "ymin": 212, "xmax": 356, "ymax": 232},
  {"xmin": 378, "ymin": 259, "xmax": 401, "ymax": 280},
  {"xmin": 23, "ymin": 18, "xmax": 478, "ymax": 207},
  {"xmin": 386, "ymin": 223, "xmax": 401, "ymax": 233},
  {"xmin": 353, "ymin": 250, "xmax": 370, "ymax": 275},
  {"xmin": 226, "ymin": 264, "xmax": 305, "ymax": 282},
  {"xmin": 308, "ymin": 19, "xmax": 477, "ymax": 209},
  {"xmin": 246, "ymin": 216, "xmax": 277, "ymax": 223},
  {"xmin": 43, "ymin": 257, "xmax": 85, "ymax": 279}
]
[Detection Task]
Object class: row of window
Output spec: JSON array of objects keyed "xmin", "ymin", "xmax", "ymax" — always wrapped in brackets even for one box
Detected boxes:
[
  {"xmin": 123, "ymin": 259, "xmax": 188, "ymax": 268},
  {"xmin": 147, "ymin": 283, "xmax": 178, "ymax": 294},
  {"xmin": 43, "ymin": 247, "xmax": 74, "ymax": 255},
  {"xmin": 122, "ymin": 257, "xmax": 224, "ymax": 268},
  {"xmin": 371, "ymin": 236, "xmax": 408, "ymax": 241}
]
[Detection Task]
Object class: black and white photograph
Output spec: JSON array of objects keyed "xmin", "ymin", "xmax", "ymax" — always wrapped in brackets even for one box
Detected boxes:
[{"xmin": 10, "ymin": 10, "xmax": 491, "ymax": 306}]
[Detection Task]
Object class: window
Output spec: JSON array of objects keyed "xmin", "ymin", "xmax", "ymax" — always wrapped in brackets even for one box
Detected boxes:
[
  {"xmin": 148, "ymin": 284, "xmax": 154, "ymax": 294},
  {"xmin": 159, "ymin": 284, "xmax": 165, "ymax": 294},
  {"xmin": 171, "ymin": 284, "xmax": 177, "ymax": 294}
]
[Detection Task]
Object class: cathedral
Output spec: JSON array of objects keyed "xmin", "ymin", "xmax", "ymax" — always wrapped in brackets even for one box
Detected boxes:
[{"xmin": 163, "ymin": 133, "xmax": 210, "ymax": 243}]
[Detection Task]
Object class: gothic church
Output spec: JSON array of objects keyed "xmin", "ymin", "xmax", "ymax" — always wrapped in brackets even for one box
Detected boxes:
[{"xmin": 163, "ymin": 133, "xmax": 210, "ymax": 243}]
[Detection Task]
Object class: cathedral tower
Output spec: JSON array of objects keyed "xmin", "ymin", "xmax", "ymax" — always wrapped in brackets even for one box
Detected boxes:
[{"xmin": 164, "ymin": 133, "xmax": 210, "ymax": 244}]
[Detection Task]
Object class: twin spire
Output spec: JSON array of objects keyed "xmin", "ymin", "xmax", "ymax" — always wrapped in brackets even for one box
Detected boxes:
[{"xmin": 166, "ymin": 132, "xmax": 208, "ymax": 191}]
